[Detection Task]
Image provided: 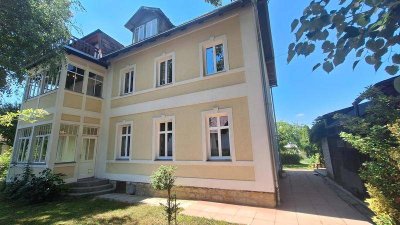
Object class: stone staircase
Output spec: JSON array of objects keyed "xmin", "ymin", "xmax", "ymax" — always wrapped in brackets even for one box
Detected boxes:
[{"xmin": 68, "ymin": 178, "xmax": 115, "ymax": 197}]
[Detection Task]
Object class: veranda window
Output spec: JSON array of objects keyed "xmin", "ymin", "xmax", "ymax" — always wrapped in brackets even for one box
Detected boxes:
[
  {"xmin": 14, "ymin": 127, "xmax": 32, "ymax": 163},
  {"xmin": 31, "ymin": 124, "xmax": 52, "ymax": 163},
  {"xmin": 56, "ymin": 124, "xmax": 79, "ymax": 163},
  {"xmin": 87, "ymin": 72, "xmax": 103, "ymax": 98},
  {"xmin": 65, "ymin": 64, "xmax": 85, "ymax": 93}
]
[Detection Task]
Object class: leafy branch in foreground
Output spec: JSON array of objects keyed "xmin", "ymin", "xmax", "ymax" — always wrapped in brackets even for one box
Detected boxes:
[
  {"xmin": 288, "ymin": 0, "xmax": 400, "ymax": 75},
  {"xmin": 0, "ymin": 109, "xmax": 49, "ymax": 127}
]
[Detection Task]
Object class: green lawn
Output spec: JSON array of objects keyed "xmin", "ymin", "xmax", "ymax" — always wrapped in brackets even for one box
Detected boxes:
[{"xmin": 0, "ymin": 197, "xmax": 234, "ymax": 225}]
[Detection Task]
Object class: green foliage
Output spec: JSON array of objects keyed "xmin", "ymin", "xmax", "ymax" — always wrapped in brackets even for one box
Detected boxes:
[
  {"xmin": 204, "ymin": 0, "xmax": 222, "ymax": 6},
  {"xmin": 150, "ymin": 165, "xmax": 180, "ymax": 225},
  {"xmin": 0, "ymin": 103, "xmax": 19, "ymax": 145},
  {"xmin": 2, "ymin": 166, "xmax": 66, "ymax": 204},
  {"xmin": 0, "ymin": 108, "xmax": 49, "ymax": 127},
  {"xmin": 277, "ymin": 121, "xmax": 318, "ymax": 157},
  {"xmin": 0, "ymin": 0, "xmax": 83, "ymax": 96},
  {"xmin": 338, "ymin": 88, "xmax": 400, "ymax": 224},
  {"xmin": 0, "ymin": 148, "xmax": 12, "ymax": 181},
  {"xmin": 288, "ymin": 0, "xmax": 400, "ymax": 75},
  {"xmin": 280, "ymin": 152, "xmax": 301, "ymax": 165}
]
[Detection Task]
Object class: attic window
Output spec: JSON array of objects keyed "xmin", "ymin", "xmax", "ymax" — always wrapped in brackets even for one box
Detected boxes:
[{"xmin": 133, "ymin": 19, "xmax": 158, "ymax": 43}]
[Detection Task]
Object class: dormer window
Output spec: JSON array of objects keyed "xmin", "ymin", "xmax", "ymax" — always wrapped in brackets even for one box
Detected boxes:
[{"xmin": 133, "ymin": 19, "xmax": 158, "ymax": 43}]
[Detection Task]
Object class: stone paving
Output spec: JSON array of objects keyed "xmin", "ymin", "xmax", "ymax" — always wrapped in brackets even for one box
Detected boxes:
[{"xmin": 98, "ymin": 169, "xmax": 372, "ymax": 225}]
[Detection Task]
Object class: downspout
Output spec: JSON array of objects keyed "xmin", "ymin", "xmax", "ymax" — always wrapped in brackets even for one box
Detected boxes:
[{"xmin": 251, "ymin": 0, "xmax": 281, "ymax": 205}]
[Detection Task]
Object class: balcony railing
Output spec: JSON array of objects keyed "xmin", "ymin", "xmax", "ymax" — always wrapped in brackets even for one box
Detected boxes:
[{"xmin": 68, "ymin": 37, "xmax": 102, "ymax": 59}]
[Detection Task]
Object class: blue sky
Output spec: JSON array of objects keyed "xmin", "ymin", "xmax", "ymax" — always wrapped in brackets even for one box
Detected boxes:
[{"xmin": 7, "ymin": 0, "xmax": 390, "ymax": 125}]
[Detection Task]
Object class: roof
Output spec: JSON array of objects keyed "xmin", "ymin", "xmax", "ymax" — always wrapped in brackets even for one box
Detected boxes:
[
  {"xmin": 103, "ymin": 0, "xmax": 250, "ymax": 60},
  {"xmin": 65, "ymin": 45, "xmax": 108, "ymax": 68},
  {"xmin": 125, "ymin": 6, "xmax": 174, "ymax": 31},
  {"xmin": 80, "ymin": 29, "xmax": 124, "ymax": 49}
]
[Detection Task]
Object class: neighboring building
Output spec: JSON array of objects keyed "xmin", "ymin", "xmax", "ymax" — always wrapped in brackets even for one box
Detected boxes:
[
  {"xmin": 7, "ymin": 0, "xmax": 280, "ymax": 207},
  {"xmin": 316, "ymin": 75, "xmax": 400, "ymax": 200}
]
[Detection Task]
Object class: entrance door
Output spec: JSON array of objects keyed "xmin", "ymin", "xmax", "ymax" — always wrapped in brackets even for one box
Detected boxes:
[{"xmin": 78, "ymin": 137, "xmax": 97, "ymax": 179}]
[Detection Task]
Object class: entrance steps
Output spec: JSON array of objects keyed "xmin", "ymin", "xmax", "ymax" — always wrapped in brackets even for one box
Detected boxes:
[{"xmin": 68, "ymin": 178, "xmax": 115, "ymax": 197}]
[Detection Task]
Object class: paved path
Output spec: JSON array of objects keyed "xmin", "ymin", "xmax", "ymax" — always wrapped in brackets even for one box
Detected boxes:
[
  {"xmin": 99, "ymin": 169, "xmax": 372, "ymax": 225},
  {"xmin": 182, "ymin": 169, "xmax": 372, "ymax": 225}
]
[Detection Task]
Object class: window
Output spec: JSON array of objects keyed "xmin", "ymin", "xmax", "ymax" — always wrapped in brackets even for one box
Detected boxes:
[
  {"xmin": 155, "ymin": 53, "xmax": 174, "ymax": 87},
  {"xmin": 87, "ymin": 72, "xmax": 103, "ymax": 97},
  {"xmin": 154, "ymin": 117, "xmax": 174, "ymax": 160},
  {"xmin": 25, "ymin": 67, "xmax": 60, "ymax": 99},
  {"xmin": 56, "ymin": 124, "xmax": 79, "ymax": 163},
  {"xmin": 133, "ymin": 19, "xmax": 158, "ymax": 43},
  {"xmin": 203, "ymin": 109, "xmax": 234, "ymax": 160},
  {"xmin": 116, "ymin": 123, "xmax": 132, "ymax": 159},
  {"xmin": 200, "ymin": 36, "xmax": 229, "ymax": 76},
  {"xmin": 27, "ymin": 74, "xmax": 42, "ymax": 99},
  {"xmin": 82, "ymin": 126, "xmax": 98, "ymax": 161},
  {"xmin": 65, "ymin": 64, "xmax": 85, "ymax": 93},
  {"xmin": 14, "ymin": 128, "xmax": 32, "ymax": 163},
  {"xmin": 31, "ymin": 124, "xmax": 52, "ymax": 163},
  {"xmin": 205, "ymin": 43, "xmax": 225, "ymax": 75},
  {"xmin": 122, "ymin": 68, "xmax": 135, "ymax": 95},
  {"xmin": 42, "ymin": 67, "xmax": 61, "ymax": 94}
]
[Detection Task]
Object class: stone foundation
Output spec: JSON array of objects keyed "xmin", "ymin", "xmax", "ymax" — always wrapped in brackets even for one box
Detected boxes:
[{"xmin": 122, "ymin": 182, "xmax": 276, "ymax": 208}]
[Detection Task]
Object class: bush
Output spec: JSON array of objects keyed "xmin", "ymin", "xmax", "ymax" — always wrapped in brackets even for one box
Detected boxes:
[
  {"xmin": 0, "ymin": 147, "xmax": 12, "ymax": 180},
  {"xmin": 150, "ymin": 165, "xmax": 179, "ymax": 225},
  {"xmin": 280, "ymin": 152, "xmax": 301, "ymax": 165},
  {"xmin": 2, "ymin": 166, "xmax": 66, "ymax": 203}
]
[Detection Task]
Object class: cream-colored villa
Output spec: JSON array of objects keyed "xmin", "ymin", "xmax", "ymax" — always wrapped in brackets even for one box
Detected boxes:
[{"xmin": 8, "ymin": 0, "xmax": 280, "ymax": 207}]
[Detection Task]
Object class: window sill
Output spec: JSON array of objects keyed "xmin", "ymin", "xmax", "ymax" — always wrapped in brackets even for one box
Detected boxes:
[
  {"xmin": 155, "ymin": 158, "xmax": 173, "ymax": 161},
  {"xmin": 156, "ymin": 83, "xmax": 173, "ymax": 88},
  {"xmin": 207, "ymin": 159, "xmax": 232, "ymax": 162},
  {"xmin": 54, "ymin": 161, "xmax": 76, "ymax": 165},
  {"xmin": 115, "ymin": 158, "xmax": 130, "ymax": 161},
  {"xmin": 204, "ymin": 70, "xmax": 227, "ymax": 77}
]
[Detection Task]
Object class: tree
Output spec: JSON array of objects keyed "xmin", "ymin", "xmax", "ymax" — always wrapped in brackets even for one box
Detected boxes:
[
  {"xmin": 338, "ymin": 88, "xmax": 400, "ymax": 225},
  {"xmin": 150, "ymin": 165, "xmax": 179, "ymax": 225},
  {"xmin": 0, "ymin": 0, "xmax": 82, "ymax": 97},
  {"xmin": 288, "ymin": 0, "xmax": 400, "ymax": 75},
  {"xmin": 204, "ymin": 0, "xmax": 222, "ymax": 6},
  {"xmin": 277, "ymin": 121, "xmax": 317, "ymax": 156},
  {"xmin": 0, "ymin": 104, "xmax": 20, "ymax": 146}
]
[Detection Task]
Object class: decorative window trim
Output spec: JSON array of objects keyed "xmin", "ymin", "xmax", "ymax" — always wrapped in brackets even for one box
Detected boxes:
[
  {"xmin": 201, "ymin": 108, "xmax": 235, "ymax": 161},
  {"xmin": 152, "ymin": 116, "xmax": 175, "ymax": 161},
  {"xmin": 120, "ymin": 64, "xmax": 136, "ymax": 96},
  {"xmin": 153, "ymin": 52, "xmax": 175, "ymax": 88},
  {"xmin": 115, "ymin": 121, "xmax": 133, "ymax": 160},
  {"xmin": 199, "ymin": 35, "xmax": 229, "ymax": 77}
]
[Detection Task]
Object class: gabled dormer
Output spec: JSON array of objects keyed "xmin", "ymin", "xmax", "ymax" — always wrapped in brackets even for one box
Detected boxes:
[{"xmin": 125, "ymin": 6, "xmax": 174, "ymax": 44}]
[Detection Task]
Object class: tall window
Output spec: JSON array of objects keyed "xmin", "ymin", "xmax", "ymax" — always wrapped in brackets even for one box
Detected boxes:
[
  {"xmin": 117, "ymin": 123, "xmax": 132, "ymax": 159},
  {"xmin": 122, "ymin": 69, "xmax": 135, "ymax": 95},
  {"xmin": 56, "ymin": 124, "xmax": 79, "ymax": 163},
  {"xmin": 31, "ymin": 124, "xmax": 51, "ymax": 163},
  {"xmin": 26, "ymin": 67, "xmax": 61, "ymax": 99},
  {"xmin": 14, "ymin": 128, "xmax": 32, "ymax": 163},
  {"xmin": 156, "ymin": 56, "xmax": 173, "ymax": 87},
  {"xmin": 155, "ymin": 118, "xmax": 174, "ymax": 160},
  {"xmin": 205, "ymin": 112, "xmax": 232, "ymax": 160},
  {"xmin": 133, "ymin": 19, "xmax": 158, "ymax": 43},
  {"xmin": 27, "ymin": 74, "xmax": 42, "ymax": 99},
  {"xmin": 205, "ymin": 43, "xmax": 225, "ymax": 75},
  {"xmin": 87, "ymin": 72, "xmax": 103, "ymax": 98},
  {"xmin": 82, "ymin": 127, "xmax": 98, "ymax": 161},
  {"xmin": 65, "ymin": 64, "xmax": 85, "ymax": 93}
]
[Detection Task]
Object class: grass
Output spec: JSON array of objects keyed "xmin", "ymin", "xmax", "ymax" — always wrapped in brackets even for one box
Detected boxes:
[
  {"xmin": 0, "ymin": 196, "xmax": 234, "ymax": 225},
  {"xmin": 282, "ymin": 159, "xmax": 313, "ymax": 170}
]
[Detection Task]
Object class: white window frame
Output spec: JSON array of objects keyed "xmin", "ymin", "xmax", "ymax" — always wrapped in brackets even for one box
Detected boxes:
[
  {"xmin": 56, "ymin": 124, "xmax": 79, "ymax": 163},
  {"xmin": 120, "ymin": 65, "xmax": 136, "ymax": 95},
  {"xmin": 199, "ymin": 35, "xmax": 229, "ymax": 77},
  {"xmin": 133, "ymin": 18, "xmax": 158, "ymax": 43},
  {"xmin": 14, "ymin": 127, "xmax": 33, "ymax": 163},
  {"xmin": 65, "ymin": 63, "xmax": 85, "ymax": 93},
  {"xmin": 86, "ymin": 72, "xmax": 104, "ymax": 98},
  {"xmin": 31, "ymin": 124, "xmax": 52, "ymax": 164},
  {"xmin": 154, "ymin": 52, "xmax": 175, "ymax": 88},
  {"xmin": 115, "ymin": 121, "xmax": 133, "ymax": 160},
  {"xmin": 201, "ymin": 108, "xmax": 235, "ymax": 161},
  {"xmin": 152, "ymin": 116, "xmax": 175, "ymax": 161}
]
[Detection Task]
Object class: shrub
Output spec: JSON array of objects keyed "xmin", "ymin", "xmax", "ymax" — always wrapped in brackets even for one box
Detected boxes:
[
  {"xmin": 150, "ymin": 165, "xmax": 179, "ymax": 225},
  {"xmin": 2, "ymin": 166, "xmax": 66, "ymax": 203},
  {"xmin": 280, "ymin": 152, "xmax": 301, "ymax": 165},
  {"xmin": 0, "ymin": 147, "xmax": 12, "ymax": 180}
]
